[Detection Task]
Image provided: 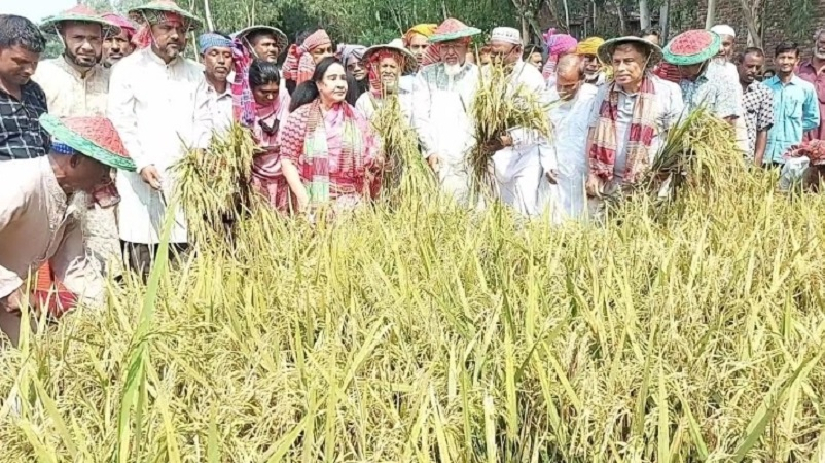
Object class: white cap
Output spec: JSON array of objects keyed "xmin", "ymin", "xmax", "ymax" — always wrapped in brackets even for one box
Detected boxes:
[
  {"xmin": 491, "ymin": 27, "xmax": 521, "ymax": 45},
  {"xmin": 389, "ymin": 38, "xmax": 406, "ymax": 49},
  {"xmin": 710, "ymin": 25, "xmax": 735, "ymax": 38}
]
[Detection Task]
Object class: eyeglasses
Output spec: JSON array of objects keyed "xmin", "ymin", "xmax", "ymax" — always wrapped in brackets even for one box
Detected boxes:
[{"xmin": 439, "ymin": 43, "xmax": 466, "ymax": 52}]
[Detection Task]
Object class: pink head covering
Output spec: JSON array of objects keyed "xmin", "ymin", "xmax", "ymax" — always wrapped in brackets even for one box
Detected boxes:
[
  {"xmin": 102, "ymin": 12, "xmax": 137, "ymax": 39},
  {"xmin": 541, "ymin": 30, "xmax": 578, "ymax": 78},
  {"xmin": 282, "ymin": 29, "xmax": 332, "ymax": 85}
]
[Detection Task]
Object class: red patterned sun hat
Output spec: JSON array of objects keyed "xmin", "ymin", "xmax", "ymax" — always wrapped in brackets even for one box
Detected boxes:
[
  {"xmin": 662, "ymin": 29, "xmax": 721, "ymax": 66},
  {"xmin": 429, "ymin": 18, "xmax": 481, "ymax": 44},
  {"xmin": 101, "ymin": 12, "xmax": 137, "ymax": 35},
  {"xmin": 40, "ymin": 4, "xmax": 122, "ymax": 37},
  {"xmin": 40, "ymin": 114, "xmax": 135, "ymax": 172}
]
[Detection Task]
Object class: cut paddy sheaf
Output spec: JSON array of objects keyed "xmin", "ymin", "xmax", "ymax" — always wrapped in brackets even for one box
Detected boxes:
[{"xmin": 2, "ymin": 111, "xmax": 825, "ymax": 462}]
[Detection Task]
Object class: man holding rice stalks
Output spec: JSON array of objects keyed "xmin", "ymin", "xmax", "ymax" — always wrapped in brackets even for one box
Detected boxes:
[
  {"xmin": 584, "ymin": 36, "xmax": 684, "ymax": 209},
  {"xmin": 107, "ymin": 0, "xmax": 212, "ymax": 280},
  {"xmin": 0, "ymin": 115, "xmax": 135, "ymax": 346},
  {"xmin": 411, "ymin": 18, "xmax": 481, "ymax": 205},
  {"xmin": 483, "ymin": 27, "xmax": 553, "ymax": 217}
]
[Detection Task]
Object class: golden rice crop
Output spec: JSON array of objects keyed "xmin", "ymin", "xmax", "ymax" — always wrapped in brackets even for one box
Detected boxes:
[
  {"xmin": 469, "ymin": 64, "xmax": 551, "ymax": 201},
  {"xmin": 172, "ymin": 124, "xmax": 256, "ymax": 244},
  {"xmin": 367, "ymin": 95, "xmax": 435, "ymax": 206},
  {"xmin": 2, "ymin": 141, "xmax": 825, "ymax": 462}
]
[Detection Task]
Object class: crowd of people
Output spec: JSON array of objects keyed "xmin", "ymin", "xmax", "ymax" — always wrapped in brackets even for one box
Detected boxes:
[{"xmin": 1, "ymin": 0, "xmax": 825, "ymax": 343}]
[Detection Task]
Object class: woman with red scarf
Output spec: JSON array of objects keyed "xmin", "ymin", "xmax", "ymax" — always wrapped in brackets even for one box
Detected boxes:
[
  {"xmin": 279, "ymin": 58, "xmax": 381, "ymax": 216},
  {"xmin": 246, "ymin": 60, "xmax": 293, "ymax": 212}
]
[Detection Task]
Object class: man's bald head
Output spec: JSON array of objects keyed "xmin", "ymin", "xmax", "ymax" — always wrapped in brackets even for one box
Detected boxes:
[
  {"xmin": 557, "ymin": 53, "xmax": 584, "ymax": 78},
  {"xmin": 556, "ymin": 54, "xmax": 583, "ymax": 100}
]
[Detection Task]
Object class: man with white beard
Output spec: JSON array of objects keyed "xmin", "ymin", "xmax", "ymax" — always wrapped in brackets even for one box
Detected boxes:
[
  {"xmin": 411, "ymin": 19, "xmax": 480, "ymax": 205},
  {"xmin": 710, "ymin": 25, "xmax": 749, "ymax": 153},
  {"xmin": 547, "ymin": 54, "xmax": 598, "ymax": 222},
  {"xmin": 798, "ymin": 29, "xmax": 825, "ymax": 141},
  {"xmin": 484, "ymin": 27, "xmax": 553, "ymax": 217}
]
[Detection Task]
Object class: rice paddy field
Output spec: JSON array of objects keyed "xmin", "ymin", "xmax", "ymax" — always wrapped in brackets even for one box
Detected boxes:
[{"xmin": 2, "ymin": 120, "xmax": 825, "ymax": 462}]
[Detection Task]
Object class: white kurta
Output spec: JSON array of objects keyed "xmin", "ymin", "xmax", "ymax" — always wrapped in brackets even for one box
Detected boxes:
[
  {"xmin": 355, "ymin": 89, "xmax": 414, "ymax": 123},
  {"xmin": 33, "ymin": 57, "xmax": 122, "ymax": 278},
  {"xmin": 108, "ymin": 47, "xmax": 212, "ymax": 245},
  {"xmin": 488, "ymin": 61, "xmax": 554, "ymax": 217},
  {"xmin": 547, "ymin": 83, "xmax": 599, "ymax": 222},
  {"xmin": 412, "ymin": 63, "xmax": 479, "ymax": 204}
]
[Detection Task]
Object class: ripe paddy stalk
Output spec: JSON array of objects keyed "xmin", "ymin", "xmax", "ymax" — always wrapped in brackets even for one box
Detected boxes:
[
  {"xmin": 3, "ymin": 119, "xmax": 825, "ymax": 462},
  {"xmin": 468, "ymin": 63, "xmax": 551, "ymax": 203}
]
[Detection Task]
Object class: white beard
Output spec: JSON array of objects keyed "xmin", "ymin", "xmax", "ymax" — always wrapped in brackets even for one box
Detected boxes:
[
  {"xmin": 816, "ymin": 50, "xmax": 825, "ymax": 60},
  {"xmin": 584, "ymin": 72, "xmax": 598, "ymax": 81},
  {"xmin": 444, "ymin": 63, "xmax": 462, "ymax": 76}
]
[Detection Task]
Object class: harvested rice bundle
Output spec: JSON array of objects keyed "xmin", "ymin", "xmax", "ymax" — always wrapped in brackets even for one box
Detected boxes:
[
  {"xmin": 647, "ymin": 108, "xmax": 745, "ymax": 201},
  {"xmin": 369, "ymin": 95, "xmax": 435, "ymax": 205},
  {"xmin": 468, "ymin": 64, "xmax": 551, "ymax": 200},
  {"xmin": 172, "ymin": 124, "xmax": 256, "ymax": 244}
]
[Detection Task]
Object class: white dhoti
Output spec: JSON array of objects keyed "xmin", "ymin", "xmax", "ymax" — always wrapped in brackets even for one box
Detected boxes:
[{"xmin": 493, "ymin": 146, "xmax": 547, "ymax": 217}]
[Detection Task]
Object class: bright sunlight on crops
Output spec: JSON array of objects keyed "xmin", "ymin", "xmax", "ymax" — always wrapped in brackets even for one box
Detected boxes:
[{"xmin": 1, "ymin": 114, "xmax": 825, "ymax": 462}]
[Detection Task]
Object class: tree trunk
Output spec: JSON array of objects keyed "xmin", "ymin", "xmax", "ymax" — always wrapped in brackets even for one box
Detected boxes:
[
  {"xmin": 659, "ymin": 0, "xmax": 670, "ymax": 41},
  {"xmin": 203, "ymin": 0, "xmax": 215, "ymax": 32},
  {"xmin": 616, "ymin": 3, "xmax": 626, "ymax": 34},
  {"xmin": 639, "ymin": 0, "xmax": 651, "ymax": 30},
  {"xmin": 739, "ymin": 0, "xmax": 763, "ymax": 48},
  {"xmin": 562, "ymin": 0, "xmax": 571, "ymax": 31},
  {"xmin": 705, "ymin": 0, "xmax": 716, "ymax": 29},
  {"xmin": 593, "ymin": 0, "xmax": 598, "ymax": 32}
]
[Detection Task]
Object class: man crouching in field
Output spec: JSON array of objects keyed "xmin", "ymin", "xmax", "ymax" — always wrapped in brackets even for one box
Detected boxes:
[{"xmin": 0, "ymin": 115, "xmax": 136, "ymax": 346}]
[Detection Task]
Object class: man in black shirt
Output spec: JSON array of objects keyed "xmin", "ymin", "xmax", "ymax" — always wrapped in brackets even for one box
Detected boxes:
[{"xmin": 0, "ymin": 15, "xmax": 49, "ymax": 160}]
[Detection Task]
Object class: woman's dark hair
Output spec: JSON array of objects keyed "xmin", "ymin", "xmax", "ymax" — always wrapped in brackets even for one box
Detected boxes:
[
  {"xmin": 249, "ymin": 59, "xmax": 281, "ymax": 88},
  {"xmin": 289, "ymin": 57, "xmax": 346, "ymax": 112},
  {"xmin": 346, "ymin": 74, "xmax": 365, "ymax": 105}
]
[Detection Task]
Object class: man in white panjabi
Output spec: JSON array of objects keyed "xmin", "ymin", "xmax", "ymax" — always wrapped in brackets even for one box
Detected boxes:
[
  {"xmin": 547, "ymin": 54, "xmax": 599, "ymax": 222},
  {"xmin": 33, "ymin": 6, "xmax": 124, "ymax": 279},
  {"xmin": 108, "ymin": 1, "xmax": 211, "ymax": 280},
  {"xmin": 484, "ymin": 27, "xmax": 554, "ymax": 217},
  {"xmin": 710, "ymin": 25, "xmax": 749, "ymax": 154},
  {"xmin": 411, "ymin": 18, "xmax": 481, "ymax": 205}
]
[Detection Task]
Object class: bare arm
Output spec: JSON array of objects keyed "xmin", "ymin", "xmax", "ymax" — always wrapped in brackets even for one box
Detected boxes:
[{"xmin": 754, "ymin": 131, "xmax": 768, "ymax": 167}]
